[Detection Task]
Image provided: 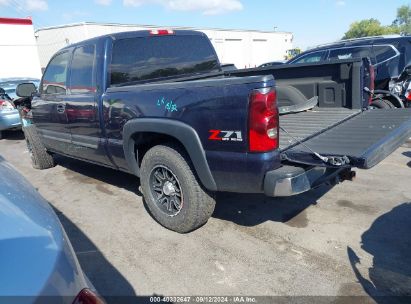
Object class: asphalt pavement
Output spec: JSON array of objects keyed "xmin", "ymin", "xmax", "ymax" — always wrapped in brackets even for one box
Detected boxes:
[{"xmin": 1, "ymin": 130, "xmax": 411, "ymax": 303}]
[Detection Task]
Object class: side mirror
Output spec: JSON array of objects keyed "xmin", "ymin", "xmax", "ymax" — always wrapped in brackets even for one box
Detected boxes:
[{"xmin": 16, "ymin": 82, "xmax": 37, "ymax": 98}]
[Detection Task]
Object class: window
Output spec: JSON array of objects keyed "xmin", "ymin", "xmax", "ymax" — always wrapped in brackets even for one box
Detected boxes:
[
  {"xmin": 42, "ymin": 51, "xmax": 70, "ymax": 94},
  {"xmin": 110, "ymin": 35, "xmax": 220, "ymax": 86},
  {"xmin": 373, "ymin": 45, "xmax": 398, "ymax": 64},
  {"xmin": 70, "ymin": 45, "xmax": 96, "ymax": 94},
  {"xmin": 328, "ymin": 46, "xmax": 375, "ymax": 64},
  {"xmin": 292, "ymin": 51, "xmax": 326, "ymax": 64}
]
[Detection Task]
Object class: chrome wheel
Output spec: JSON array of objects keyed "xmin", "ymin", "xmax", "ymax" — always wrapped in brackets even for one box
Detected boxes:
[{"xmin": 149, "ymin": 165, "xmax": 183, "ymax": 217}]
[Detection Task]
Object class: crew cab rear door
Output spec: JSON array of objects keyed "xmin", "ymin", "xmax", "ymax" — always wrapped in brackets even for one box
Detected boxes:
[
  {"xmin": 65, "ymin": 44, "xmax": 112, "ymax": 166},
  {"xmin": 281, "ymin": 108, "xmax": 411, "ymax": 169}
]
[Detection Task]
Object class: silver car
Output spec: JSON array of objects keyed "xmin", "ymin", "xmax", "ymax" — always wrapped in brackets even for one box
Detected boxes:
[{"xmin": 0, "ymin": 78, "xmax": 39, "ymax": 139}]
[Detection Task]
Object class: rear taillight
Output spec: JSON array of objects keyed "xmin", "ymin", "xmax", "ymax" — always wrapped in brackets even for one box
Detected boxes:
[
  {"xmin": 0, "ymin": 99, "xmax": 15, "ymax": 111},
  {"xmin": 72, "ymin": 288, "xmax": 105, "ymax": 304},
  {"xmin": 368, "ymin": 65, "xmax": 375, "ymax": 104},
  {"xmin": 248, "ymin": 88, "xmax": 279, "ymax": 152},
  {"xmin": 149, "ymin": 29, "xmax": 174, "ymax": 36}
]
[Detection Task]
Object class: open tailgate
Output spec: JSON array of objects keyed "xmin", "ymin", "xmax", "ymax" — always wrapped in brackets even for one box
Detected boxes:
[{"xmin": 282, "ymin": 109, "xmax": 411, "ymax": 169}]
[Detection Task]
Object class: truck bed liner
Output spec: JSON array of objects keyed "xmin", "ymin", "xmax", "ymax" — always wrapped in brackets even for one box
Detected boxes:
[{"xmin": 279, "ymin": 108, "xmax": 361, "ymax": 151}]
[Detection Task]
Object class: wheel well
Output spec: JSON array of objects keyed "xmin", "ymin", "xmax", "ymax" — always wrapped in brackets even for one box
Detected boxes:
[
  {"xmin": 385, "ymin": 96, "xmax": 402, "ymax": 108},
  {"xmin": 131, "ymin": 132, "xmax": 189, "ymax": 168}
]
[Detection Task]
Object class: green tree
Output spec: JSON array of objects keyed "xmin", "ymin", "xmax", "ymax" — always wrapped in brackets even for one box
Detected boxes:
[
  {"xmin": 343, "ymin": 18, "xmax": 399, "ymax": 39},
  {"xmin": 393, "ymin": 4, "xmax": 411, "ymax": 35}
]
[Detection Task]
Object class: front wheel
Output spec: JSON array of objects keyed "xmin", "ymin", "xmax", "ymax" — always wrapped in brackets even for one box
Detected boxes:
[
  {"xmin": 140, "ymin": 144, "xmax": 216, "ymax": 233},
  {"xmin": 23, "ymin": 125, "xmax": 55, "ymax": 169}
]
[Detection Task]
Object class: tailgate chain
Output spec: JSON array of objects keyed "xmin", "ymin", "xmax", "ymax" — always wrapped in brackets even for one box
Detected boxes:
[{"xmin": 280, "ymin": 126, "xmax": 350, "ymax": 167}]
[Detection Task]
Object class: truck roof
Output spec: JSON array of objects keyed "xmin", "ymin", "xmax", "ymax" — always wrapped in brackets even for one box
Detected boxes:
[
  {"xmin": 62, "ymin": 29, "xmax": 206, "ymax": 50},
  {"xmin": 309, "ymin": 35, "xmax": 411, "ymax": 51}
]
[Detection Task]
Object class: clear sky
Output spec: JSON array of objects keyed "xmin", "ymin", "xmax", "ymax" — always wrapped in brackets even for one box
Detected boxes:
[{"xmin": 0, "ymin": 0, "xmax": 409, "ymax": 49}]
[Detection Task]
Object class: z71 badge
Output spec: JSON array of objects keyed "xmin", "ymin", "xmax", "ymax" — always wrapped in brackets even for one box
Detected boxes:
[{"xmin": 209, "ymin": 130, "xmax": 243, "ymax": 142}]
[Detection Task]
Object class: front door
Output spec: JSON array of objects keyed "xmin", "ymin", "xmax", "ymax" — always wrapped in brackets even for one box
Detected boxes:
[{"xmin": 32, "ymin": 50, "xmax": 72, "ymax": 153}]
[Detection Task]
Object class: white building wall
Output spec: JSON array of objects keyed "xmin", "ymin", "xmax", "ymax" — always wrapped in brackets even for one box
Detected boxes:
[
  {"xmin": 0, "ymin": 19, "xmax": 42, "ymax": 79},
  {"xmin": 35, "ymin": 24, "xmax": 88, "ymax": 69},
  {"xmin": 35, "ymin": 23, "xmax": 293, "ymax": 69}
]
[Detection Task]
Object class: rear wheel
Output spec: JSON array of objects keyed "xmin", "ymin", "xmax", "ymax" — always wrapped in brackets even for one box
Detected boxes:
[
  {"xmin": 370, "ymin": 99, "xmax": 395, "ymax": 109},
  {"xmin": 23, "ymin": 125, "xmax": 55, "ymax": 169},
  {"xmin": 0, "ymin": 131, "xmax": 3, "ymax": 140},
  {"xmin": 140, "ymin": 144, "xmax": 216, "ymax": 233}
]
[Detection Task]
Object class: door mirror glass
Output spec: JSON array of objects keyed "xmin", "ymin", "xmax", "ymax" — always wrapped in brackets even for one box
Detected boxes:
[{"xmin": 16, "ymin": 83, "xmax": 37, "ymax": 98}]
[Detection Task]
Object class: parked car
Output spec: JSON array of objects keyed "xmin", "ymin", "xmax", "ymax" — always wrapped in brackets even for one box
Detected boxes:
[
  {"xmin": 0, "ymin": 155, "xmax": 104, "ymax": 303},
  {"xmin": 287, "ymin": 35, "xmax": 411, "ymax": 108},
  {"xmin": 0, "ymin": 78, "xmax": 40, "ymax": 139},
  {"xmin": 259, "ymin": 61, "xmax": 286, "ymax": 68},
  {"xmin": 0, "ymin": 87, "xmax": 20, "ymax": 140},
  {"xmin": 17, "ymin": 30, "xmax": 411, "ymax": 233}
]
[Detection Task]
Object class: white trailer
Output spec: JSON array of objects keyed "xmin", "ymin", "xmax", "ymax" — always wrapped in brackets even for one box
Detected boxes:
[
  {"xmin": 35, "ymin": 22, "xmax": 293, "ymax": 69},
  {"xmin": 0, "ymin": 17, "xmax": 42, "ymax": 79}
]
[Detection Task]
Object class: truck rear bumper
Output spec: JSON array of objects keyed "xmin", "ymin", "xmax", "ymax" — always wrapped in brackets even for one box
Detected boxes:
[{"xmin": 263, "ymin": 165, "xmax": 350, "ymax": 197}]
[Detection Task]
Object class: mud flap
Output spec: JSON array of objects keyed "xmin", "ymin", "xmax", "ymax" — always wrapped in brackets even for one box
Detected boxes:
[{"xmin": 282, "ymin": 109, "xmax": 411, "ymax": 169}]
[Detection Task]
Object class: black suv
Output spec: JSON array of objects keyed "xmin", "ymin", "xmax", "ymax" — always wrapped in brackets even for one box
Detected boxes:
[{"xmin": 288, "ymin": 35, "xmax": 411, "ymax": 108}]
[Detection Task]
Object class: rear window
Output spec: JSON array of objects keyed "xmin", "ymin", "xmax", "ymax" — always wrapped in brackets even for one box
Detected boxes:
[
  {"xmin": 328, "ymin": 47, "xmax": 375, "ymax": 64},
  {"xmin": 110, "ymin": 35, "xmax": 220, "ymax": 86}
]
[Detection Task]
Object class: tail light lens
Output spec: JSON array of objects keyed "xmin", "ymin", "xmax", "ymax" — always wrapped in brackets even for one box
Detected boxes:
[
  {"xmin": 248, "ymin": 88, "xmax": 279, "ymax": 152},
  {"xmin": 0, "ymin": 100, "xmax": 15, "ymax": 111},
  {"xmin": 72, "ymin": 289, "xmax": 106, "ymax": 304},
  {"xmin": 368, "ymin": 65, "xmax": 375, "ymax": 104}
]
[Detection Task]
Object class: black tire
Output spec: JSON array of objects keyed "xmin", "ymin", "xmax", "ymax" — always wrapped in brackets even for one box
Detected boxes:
[
  {"xmin": 23, "ymin": 125, "xmax": 55, "ymax": 170},
  {"xmin": 370, "ymin": 99, "xmax": 396, "ymax": 109},
  {"xmin": 140, "ymin": 144, "xmax": 216, "ymax": 233},
  {"xmin": 0, "ymin": 131, "xmax": 3, "ymax": 140}
]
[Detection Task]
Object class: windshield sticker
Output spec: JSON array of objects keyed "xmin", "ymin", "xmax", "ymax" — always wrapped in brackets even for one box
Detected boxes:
[{"xmin": 157, "ymin": 97, "xmax": 178, "ymax": 112}]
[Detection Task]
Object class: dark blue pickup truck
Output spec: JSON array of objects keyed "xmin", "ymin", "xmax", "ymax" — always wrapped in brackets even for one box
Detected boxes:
[{"xmin": 17, "ymin": 30, "xmax": 411, "ymax": 233}]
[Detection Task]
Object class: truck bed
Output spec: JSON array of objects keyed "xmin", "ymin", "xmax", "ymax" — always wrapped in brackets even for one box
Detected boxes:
[{"xmin": 279, "ymin": 108, "xmax": 361, "ymax": 151}]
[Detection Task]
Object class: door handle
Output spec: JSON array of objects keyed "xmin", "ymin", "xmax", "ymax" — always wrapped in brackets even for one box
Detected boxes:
[{"xmin": 56, "ymin": 104, "xmax": 66, "ymax": 113}]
